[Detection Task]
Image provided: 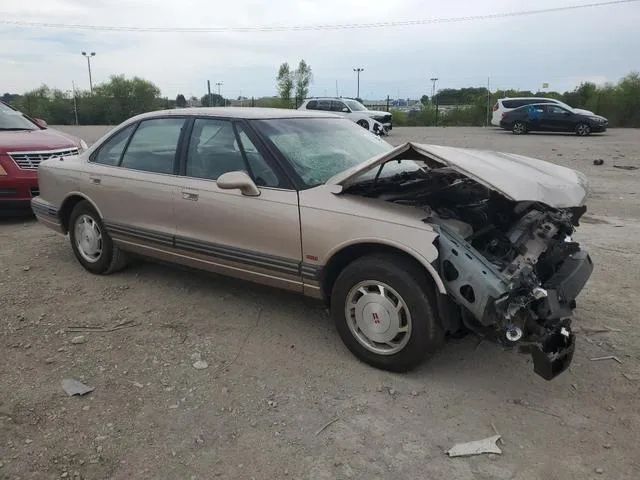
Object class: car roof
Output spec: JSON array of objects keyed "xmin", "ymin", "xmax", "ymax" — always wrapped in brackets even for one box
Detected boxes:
[
  {"xmin": 128, "ymin": 107, "xmax": 340, "ymax": 122},
  {"xmin": 499, "ymin": 97, "xmax": 560, "ymax": 101}
]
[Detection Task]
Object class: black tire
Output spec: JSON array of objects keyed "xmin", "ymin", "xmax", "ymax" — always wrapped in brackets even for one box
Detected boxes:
[
  {"xmin": 575, "ymin": 123, "xmax": 591, "ymax": 136},
  {"xmin": 330, "ymin": 253, "xmax": 444, "ymax": 372},
  {"xmin": 68, "ymin": 200, "xmax": 128, "ymax": 275},
  {"xmin": 356, "ymin": 119, "xmax": 370, "ymax": 130},
  {"xmin": 512, "ymin": 121, "xmax": 527, "ymax": 135}
]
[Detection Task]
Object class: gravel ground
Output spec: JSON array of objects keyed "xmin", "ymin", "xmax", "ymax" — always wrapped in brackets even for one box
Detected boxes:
[{"xmin": 1, "ymin": 126, "xmax": 639, "ymax": 480}]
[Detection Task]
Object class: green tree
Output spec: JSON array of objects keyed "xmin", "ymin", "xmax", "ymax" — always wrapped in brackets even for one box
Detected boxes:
[
  {"xmin": 200, "ymin": 93, "xmax": 225, "ymax": 107},
  {"xmin": 294, "ymin": 59, "xmax": 313, "ymax": 108},
  {"xmin": 276, "ymin": 62, "xmax": 294, "ymax": 107},
  {"xmin": 176, "ymin": 94, "xmax": 187, "ymax": 108}
]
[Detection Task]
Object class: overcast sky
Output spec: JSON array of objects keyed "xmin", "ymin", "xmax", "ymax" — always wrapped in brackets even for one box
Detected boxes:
[{"xmin": 1, "ymin": 0, "xmax": 639, "ymax": 100}]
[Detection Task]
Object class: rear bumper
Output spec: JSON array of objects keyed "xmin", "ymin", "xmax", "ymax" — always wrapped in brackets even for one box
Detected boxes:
[{"xmin": 31, "ymin": 196, "xmax": 65, "ymax": 233}]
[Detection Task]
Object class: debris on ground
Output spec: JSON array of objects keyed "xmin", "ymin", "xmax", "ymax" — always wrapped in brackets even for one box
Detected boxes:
[
  {"xmin": 593, "ymin": 159, "xmax": 604, "ymax": 165},
  {"xmin": 66, "ymin": 319, "xmax": 137, "ymax": 333},
  {"xmin": 590, "ymin": 355, "xmax": 623, "ymax": 364},
  {"xmin": 491, "ymin": 423, "xmax": 505, "ymax": 445},
  {"xmin": 595, "ymin": 467, "xmax": 604, "ymax": 474},
  {"xmin": 622, "ymin": 373, "xmax": 639, "ymax": 382},
  {"xmin": 315, "ymin": 417, "xmax": 339, "ymax": 436},
  {"xmin": 70, "ymin": 335, "xmax": 87, "ymax": 344},
  {"xmin": 61, "ymin": 378, "xmax": 95, "ymax": 396},
  {"xmin": 613, "ymin": 165, "xmax": 638, "ymax": 170},
  {"xmin": 193, "ymin": 360, "xmax": 208, "ymax": 370},
  {"xmin": 447, "ymin": 435, "xmax": 503, "ymax": 457}
]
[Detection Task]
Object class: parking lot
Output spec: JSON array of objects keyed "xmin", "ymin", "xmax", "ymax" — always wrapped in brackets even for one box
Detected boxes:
[{"xmin": 2, "ymin": 126, "xmax": 639, "ymax": 479}]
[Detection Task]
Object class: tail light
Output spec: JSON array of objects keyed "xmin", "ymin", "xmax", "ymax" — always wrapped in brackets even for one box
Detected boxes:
[
  {"xmin": 493, "ymin": 103, "xmax": 499, "ymax": 111},
  {"xmin": 502, "ymin": 112, "xmax": 507, "ymax": 118}
]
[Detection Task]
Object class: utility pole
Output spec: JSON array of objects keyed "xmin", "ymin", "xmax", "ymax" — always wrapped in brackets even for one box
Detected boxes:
[
  {"xmin": 71, "ymin": 81, "xmax": 79, "ymax": 125},
  {"xmin": 430, "ymin": 77, "xmax": 439, "ymax": 126},
  {"xmin": 207, "ymin": 80, "xmax": 212, "ymax": 107},
  {"xmin": 353, "ymin": 68, "xmax": 364, "ymax": 99},
  {"xmin": 81, "ymin": 51, "xmax": 96, "ymax": 94},
  {"xmin": 486, "ymin": 77, "xmax": 491, "ymax": 127}
]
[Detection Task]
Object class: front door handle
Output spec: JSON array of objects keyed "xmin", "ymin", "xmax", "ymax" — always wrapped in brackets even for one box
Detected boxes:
[
  {"xmin": 89, "ymin": 176, "xmax": 101, "ymax": 185},
  {"xmin": 181, "ymin": 191, "xmax": 199, "ymax": 201}
]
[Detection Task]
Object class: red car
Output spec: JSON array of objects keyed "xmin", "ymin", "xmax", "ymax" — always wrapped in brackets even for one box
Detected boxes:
[{"xmin": 0, "ymin": 101, "xmax": 87, "ymax": 215}]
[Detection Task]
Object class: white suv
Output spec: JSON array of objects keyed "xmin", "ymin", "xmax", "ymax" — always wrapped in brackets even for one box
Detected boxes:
[
  {"xmin": 298, "ymin": 97, "xmax": 392, "ymax": 135},
  {"xmin": 491, "ymin": 97, "xmax": 594, "ymax": 127}
]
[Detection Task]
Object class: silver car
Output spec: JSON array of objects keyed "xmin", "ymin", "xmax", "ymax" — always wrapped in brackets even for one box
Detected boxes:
[{"xmin": 31, "ymin": 108, "xmax": 594, "ymax": 380}]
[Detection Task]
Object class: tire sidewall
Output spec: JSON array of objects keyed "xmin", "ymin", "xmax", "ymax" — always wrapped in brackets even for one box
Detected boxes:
[
  {"xmin": 68, "ymin": 201, "xmax": 114, "ymax": 274},
  {"xmin": 331, "ymin": 256, "xmax": 441, "ymax": 372},
  {"xmin": 576, "ymin": 123, "xmax": 591, "ymax": 136}
]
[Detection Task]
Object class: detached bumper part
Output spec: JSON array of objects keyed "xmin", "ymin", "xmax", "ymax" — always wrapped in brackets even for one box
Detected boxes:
[{"xmin": 530, "ymin": 325, "xmax": 575, "ymax": 380}]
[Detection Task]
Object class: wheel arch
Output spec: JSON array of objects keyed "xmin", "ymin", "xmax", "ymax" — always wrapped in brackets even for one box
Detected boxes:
[
  {"xmin": 58, "ymin": 192, "xmax": 104, "ymax": 234},
  {"xmin": 318, "ymin": 240, "xmax": 447, "ymax": 305}
]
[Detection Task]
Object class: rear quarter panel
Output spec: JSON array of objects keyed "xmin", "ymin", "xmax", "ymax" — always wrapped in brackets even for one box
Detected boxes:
[{"xmin": 37, "ymin": 154, "xmax": 93, "ymax": 212}]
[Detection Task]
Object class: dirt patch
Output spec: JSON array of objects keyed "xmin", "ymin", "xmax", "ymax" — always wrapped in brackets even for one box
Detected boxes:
[{"xmin": 2, "ymin": 127, "xmax": 640, "ymax": 479}]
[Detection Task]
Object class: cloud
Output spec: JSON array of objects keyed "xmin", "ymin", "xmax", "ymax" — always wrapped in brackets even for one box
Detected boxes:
[{"xmin": 1, "ymin": 0, "xmax": 638, "ymax": 99}]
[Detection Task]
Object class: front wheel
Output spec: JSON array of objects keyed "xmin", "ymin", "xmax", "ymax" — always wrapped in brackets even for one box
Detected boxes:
[
  {"xmin": 356, "ymin": 119, "xmax": 370, "ymax": 130},
  {"xmin": 330, "ymin": 254, "xmax": 444, "ymax": 372},
  {"xmin": 512, "ymin": 121, "xmax": 527, "ymax": 134},
  {"xmin": 68, "ymin": 200, "xmax": 128, "ymax": 275},
  {"xmin": 575, "ymin": 123, "xmax": 591, "ymax": 136}
]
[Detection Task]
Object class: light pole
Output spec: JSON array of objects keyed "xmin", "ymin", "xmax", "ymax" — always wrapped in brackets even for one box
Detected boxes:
[
  {"xmin": 215, "ymin": 82, "xmax": 223, "ymax": 106},
  {"xmin": 81, "ymin": 51, "xmax": 96, "ymax": 94},
  {"xmin": 353, "ymin": 68, "xmax": 364, "ymax": 99},
  {"xmin": 430, "ymin": 77, "xmax": 439, "ymax": 125}
]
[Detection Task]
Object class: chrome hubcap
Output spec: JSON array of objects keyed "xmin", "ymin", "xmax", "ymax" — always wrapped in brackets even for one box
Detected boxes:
[
  {"xmin": 514, "ymin": 122, "xmax": 524, "ymax": 133},
  {"xmin": 74, "ymin": 214, "xmax": 103, "ymax": 263},
  {"xmin": 345, "ymin": 281, "xmax": 412, "ymax": 355},
  {"xmin": 577, "ymin": 124, "xmax": 589, "ymax": 135}
]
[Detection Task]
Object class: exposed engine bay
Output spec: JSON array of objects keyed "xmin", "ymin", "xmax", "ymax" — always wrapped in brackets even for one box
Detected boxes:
[{"xmin": 345, "ymin": 163, "xmax": 594, "ymax": 380}]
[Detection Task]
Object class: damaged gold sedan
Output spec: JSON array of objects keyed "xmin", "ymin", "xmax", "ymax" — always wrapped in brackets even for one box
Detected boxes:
[{"xmin": 31, "ymin": 108, "xmax": 593, "ymax": 380}]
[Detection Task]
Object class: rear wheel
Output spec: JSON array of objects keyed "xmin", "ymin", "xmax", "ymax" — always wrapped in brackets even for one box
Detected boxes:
[
  {"xmin": 330, "ymin": 254, "xmax": 444, "ymax": 372},
  {"xmin": 575, "ymin": 123, "xmax": 591, "ymax": 136},
  {"xmin": 356, "ymin": 119, "xmax": 370, "ymax": 130},
  {"xmin": 512, "ymin": 121, "xmax": 527, "ymax": 134},
  {"xmin": 68, "ymin": 200, "xmax": 128, "ymax": 275}
]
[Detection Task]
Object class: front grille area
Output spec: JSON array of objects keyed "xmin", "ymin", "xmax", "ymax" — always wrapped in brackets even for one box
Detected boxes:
[
  {"xmin": 30, "ymin": 187, "xmax": 39, "ymax": 197},
  {"xmin": 9, "ymin": 147, "xmax": 79, "ymax": 170}
]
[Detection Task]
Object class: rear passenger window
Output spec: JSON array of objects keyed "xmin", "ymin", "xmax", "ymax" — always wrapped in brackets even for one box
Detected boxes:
[
  {"xmin": 316, "ymin": 100, "xmax": 331, "ymax": 111},
  {"xmin": 120, "ymin": 118, "xmax": 184, "ymax": 174},
  {"xmin": 306, "ymin": 100, "xmax": 318, "ymax": 110},
  {"xmin": 503, "ymin": 100, "xmax": 523, "ymax": 108},
  {"xmin": 92, "ymin": 123, "xmax": 136, "ymax": 166}
]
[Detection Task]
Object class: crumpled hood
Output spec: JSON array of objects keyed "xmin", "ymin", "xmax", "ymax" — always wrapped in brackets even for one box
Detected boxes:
[{"xmin": 327, "ymin": 142, "xmax": 589, "ymax": 208}]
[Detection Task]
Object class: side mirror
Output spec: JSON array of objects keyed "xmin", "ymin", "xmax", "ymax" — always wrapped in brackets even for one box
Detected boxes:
[
  {"xmin": 342, "ymin": 107, "xmax": 349, "ymax": 113},
  {"xmin": 34, "ymin": 118, "xmax": 48, "ymax": 128},
  {"xmin": 216, "ymin": 171, "xmax": 260, "ymax": 196}
]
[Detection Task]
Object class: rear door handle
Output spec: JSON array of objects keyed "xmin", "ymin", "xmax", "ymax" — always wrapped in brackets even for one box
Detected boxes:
[
  {"xmin": 89, "ymin": 176, "xmax": 101, "ymax": 185},
  {"xmin": 181, "ymin": 191, "xmax": 199, "ymax": 201}
]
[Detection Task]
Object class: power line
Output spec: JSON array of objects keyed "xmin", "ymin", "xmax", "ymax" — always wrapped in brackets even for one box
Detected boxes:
[{"xmin": 0, "ymin": 0, "xmax": 637, "ymax": 33}]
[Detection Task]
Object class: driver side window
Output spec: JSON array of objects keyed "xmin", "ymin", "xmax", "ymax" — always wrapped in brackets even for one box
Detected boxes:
[
  {"xmin": 185, "ymin": 119, "xmax": 281, "ymax": 188},
  {"xmin": 331, "ymin": 101, "xmax": 348, "ymax": 112}
]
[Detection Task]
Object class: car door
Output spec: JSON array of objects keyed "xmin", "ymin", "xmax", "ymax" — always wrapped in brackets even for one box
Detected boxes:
[
  {"xmin": 172, "ymin": 117, "xmax": 304, "ymax": 293},
  {"xmin": 84, "ymin": 116, "xmax": 187, "ymax": 253},
  {"xmin": 540, "ymin": 105, "xmax": 574, "ymax": 131}
]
